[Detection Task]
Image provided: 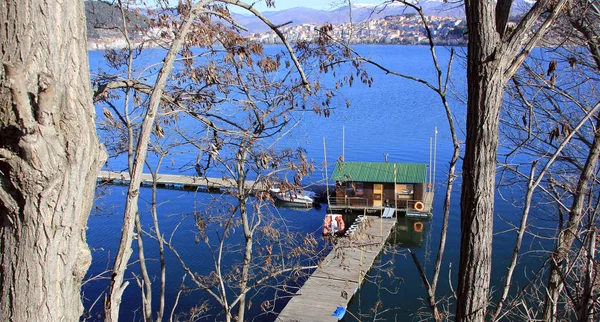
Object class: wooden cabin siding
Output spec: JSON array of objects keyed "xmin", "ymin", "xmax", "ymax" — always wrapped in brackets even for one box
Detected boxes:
[
  {"xmin": 383, "ymin": 183, "xmax": 396, "ymax": 205},
  {"xmin": 414, "ymin": 183, "xmax": 424, "ymax": 201},
  {"xmin": 335, "ymin": 183, "xmax": 345, "ymax": 200},
  {"xmin": 363, "ymin": 182, "xmax": 374, "ymax": 203}
]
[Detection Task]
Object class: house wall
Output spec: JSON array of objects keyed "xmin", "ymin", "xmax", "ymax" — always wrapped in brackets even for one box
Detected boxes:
[
  {"xmin": 383, "ymin": 183, "xmax": 396, "ymax": 205},
  {"xmin": 414, "ymin": 183, "xmax": 425, "ymax": 201}
]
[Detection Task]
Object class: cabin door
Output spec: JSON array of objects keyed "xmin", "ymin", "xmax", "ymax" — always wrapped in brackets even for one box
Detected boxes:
[{"xmin": 373, "ymin": 184, "xmax": 383, "ymax": 207}]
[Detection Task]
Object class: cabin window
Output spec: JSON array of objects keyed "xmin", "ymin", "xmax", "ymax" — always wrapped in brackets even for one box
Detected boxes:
[
  {"xmin": 345, "ymin": 182, "xmax": 363, "ymax": 197},
  {"xmin": 355, "ymin": 183, "xmax": 364, "ymax": 196},
  {"xmin": 396, "ymin": 184, "xmax": 414, "ymax": 199},
  {"xmin": 345, "ymin": 182, "xmax": 355, "ymax": 197}
]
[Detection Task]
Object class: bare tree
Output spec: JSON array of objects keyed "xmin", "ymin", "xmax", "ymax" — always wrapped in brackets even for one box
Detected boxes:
[
  {"xmin": 492, "ymin": 2, "xmax": 600, "ymax": 320},
  {"xmin": 92, "ymin": 0, "xmax": 365, "ymax": 320},
  {"xmin": 0, "ymin": 0, "xmax": 105, "ymax": 320}
]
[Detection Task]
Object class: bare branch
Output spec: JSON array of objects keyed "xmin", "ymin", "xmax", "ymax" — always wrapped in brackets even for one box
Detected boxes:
[
  {"xmin": 410, "ymin": 249, "xmax": 441, "ymax": 321},
  {"xmin": 504, "ymin": 0, "xmax": 570, "ymax": 78},
  {"xmin": 216, "ymin": 0, "xmax": 310, "ymax": 89}
]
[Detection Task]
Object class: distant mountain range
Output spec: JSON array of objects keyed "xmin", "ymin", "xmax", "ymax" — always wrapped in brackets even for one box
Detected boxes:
[
  {"xmin": 231, "ymin": 0, "xmax": 535, "ymax": 33},
  {"xmin": 85, "ymin": 0, "xmax": 535, "ymax": 40},
  {"xmin": 232, "ymin": 1, "xmax": 466, "ymax": 33}
]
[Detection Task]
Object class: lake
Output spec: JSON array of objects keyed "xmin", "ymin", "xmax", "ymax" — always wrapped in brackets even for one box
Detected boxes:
[{"xmin": 85, "ymin": 45, "xmax": 541, "ymax": 321}]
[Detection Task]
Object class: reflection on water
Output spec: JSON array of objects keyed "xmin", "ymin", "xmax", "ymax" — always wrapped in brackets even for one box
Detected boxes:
[
  {"xmin": 388, "ymin": 218, "xmax": 426, "ymax": 248},
  {"xmin": 339, "ymin": 218, "xmax": 434, "ymax": 322}
]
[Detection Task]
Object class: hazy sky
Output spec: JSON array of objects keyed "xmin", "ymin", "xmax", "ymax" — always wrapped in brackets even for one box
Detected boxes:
[{"xmin": 230, "ymin": 0, "xmax": 385, "ymax": 13}]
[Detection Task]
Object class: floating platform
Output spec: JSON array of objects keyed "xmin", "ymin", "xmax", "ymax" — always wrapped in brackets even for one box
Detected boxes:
[{"xmin": 277, "ymin": 217, "xmax": 397, "ymax": 322}]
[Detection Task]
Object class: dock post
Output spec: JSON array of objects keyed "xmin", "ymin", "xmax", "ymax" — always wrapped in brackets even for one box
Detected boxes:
[{"xmin": 358, "ymin": 246, "xmax": 363, "ymax": 288}]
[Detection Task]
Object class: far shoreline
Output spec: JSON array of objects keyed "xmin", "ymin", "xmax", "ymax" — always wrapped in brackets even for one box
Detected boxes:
[{"xmin": 87, "ymin": 41, "xmax": 467, "ymax": 52}]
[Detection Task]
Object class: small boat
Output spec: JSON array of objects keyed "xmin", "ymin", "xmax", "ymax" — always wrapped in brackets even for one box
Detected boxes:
[
  {"xmin": 323, "ymin": 214, "xmax": 345, "ymax": 236},
  {"xmin": 269, "ymin": 188, "xmax": 315, "ymax": 206}
]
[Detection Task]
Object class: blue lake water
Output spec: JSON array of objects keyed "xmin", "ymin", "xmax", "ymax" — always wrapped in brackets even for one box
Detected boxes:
[{"xmin": 85, "ymin": 45, "xmax": 545, "ymax": 321}]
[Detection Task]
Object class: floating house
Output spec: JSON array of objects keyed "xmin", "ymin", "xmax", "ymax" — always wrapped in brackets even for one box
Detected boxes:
[{"xmin": 329, "ymin": 162, "xmax": 433, "ymax": 217}]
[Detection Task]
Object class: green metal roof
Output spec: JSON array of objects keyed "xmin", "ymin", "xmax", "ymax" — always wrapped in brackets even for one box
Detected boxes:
[{"xmin": 331, "ymin": 162, "xmax": 428, "ymax": 183}]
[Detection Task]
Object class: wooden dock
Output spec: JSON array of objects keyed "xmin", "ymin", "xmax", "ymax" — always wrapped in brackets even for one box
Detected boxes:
[
  {"xmin": 277, "ymin": 217, "xmax": 397, "ymax": 322},
  {"xmin": 97, "ymin": 170, "xmax": 265, "ymax": 191}
]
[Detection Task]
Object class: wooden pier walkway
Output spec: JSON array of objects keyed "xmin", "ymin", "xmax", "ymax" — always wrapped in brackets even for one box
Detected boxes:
[
  {"xmin": 97, "ymin": 170, "xmax": 265, "ymax": 191},
  {"xmin": 277, "ymin": 217, "xmax": 397, "ymax": 322}
]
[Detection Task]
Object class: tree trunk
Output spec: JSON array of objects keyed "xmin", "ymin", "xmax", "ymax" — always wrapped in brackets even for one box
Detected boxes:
[
  {"xmin": 236, "ymin": 149, "xmax": 252, "ymax": 322},
  {"xmin": 236, "ymin": 200, "xmax": 253, "ymax": 322},
  {"xmin": 104, "ymin": 4, "xmax": 207, "ymax": 320},
  {"xmin": 456, "ymin": 0, "xmax": 568, "ymax": 320},
  {"xmin": 578, "ymin": 229, "xmax": 596, "ymax": 322},
  {"xmin": 149, "ymin": 158, "xmax": 166, "ymax": 322},
  {"xmin": 0, "ymin": 0, "xmax": 105, "ymax": 320},
  {"xmin": 456, "ymin": 2, "xmax": 504, "ymax": 321},
  {"xmin": 134, "ymin": 214, "xmax": 153, "ymax": 322}
]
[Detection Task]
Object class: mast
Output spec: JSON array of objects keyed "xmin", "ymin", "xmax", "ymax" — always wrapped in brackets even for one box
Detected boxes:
[
  {"xmin": 429, "ymin": 137, "xmax": 433, "ymax": 192},
  {"xmin": 433, "ymin": 127, "xmax": 438, "ymax": 190},
  {"xmin": 394, "ymin": 163, "xmax": 397, "ymax": 217},
  {"xmin": 323, "ymin": 137, "xmax": 330, "ymax": 207},
  {"xmin": 342, "ymin": 126, "xmax": 345, "ymax": 161}
]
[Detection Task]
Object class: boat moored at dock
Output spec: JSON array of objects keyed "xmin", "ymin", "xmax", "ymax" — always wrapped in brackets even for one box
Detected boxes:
[{"xmin": 269, "ymin": 188, "xmax": 316, "ymax": 207}]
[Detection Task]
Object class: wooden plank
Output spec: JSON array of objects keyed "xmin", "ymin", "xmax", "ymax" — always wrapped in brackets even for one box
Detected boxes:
[{"xmin": 277, "ymin": 217, "xmax": 396, "ymax": 322}]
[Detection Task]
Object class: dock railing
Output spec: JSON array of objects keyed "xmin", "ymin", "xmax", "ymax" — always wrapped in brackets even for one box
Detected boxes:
[
  {"xmin": 329, "ymin": 197, "xmax": 370, "ymax": 208},
  {"xmin": 329, "ymin": 197, "xmax": 430, "ymax": 213},
  {"xmin": 395, "ymin": 199, "xmax": 428, "ymax": 212}
]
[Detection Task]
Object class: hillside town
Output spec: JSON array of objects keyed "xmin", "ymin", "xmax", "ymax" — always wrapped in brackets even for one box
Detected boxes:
[
  {"xmin": 246, "ymin": 14, "xmax": 467, "ymax": 45},
  {"xmin": 86, "ymin": 5, "xmax": 468, "ymax": 50}
]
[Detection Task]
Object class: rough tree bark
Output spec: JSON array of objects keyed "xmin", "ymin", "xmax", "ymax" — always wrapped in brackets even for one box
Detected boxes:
[
  {"xmin": 457, "ymin": 0, "xmax": 567, "ymax": 321},
  {"xmin": 457, "ymin": 7, "xmax": 504, "ymax": 315},
  {"xmin": 0, "ymin": 0, "xmax": 105, "ymax": 320}
]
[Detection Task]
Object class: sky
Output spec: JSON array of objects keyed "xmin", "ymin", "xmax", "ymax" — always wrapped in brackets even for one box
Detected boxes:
[{"xmin": 228, "ymin": 0, "xmax": 386, "ymax": 13}]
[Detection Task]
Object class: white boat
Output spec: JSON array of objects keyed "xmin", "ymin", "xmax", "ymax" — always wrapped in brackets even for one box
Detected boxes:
[{"xmin": 269, "ymin": 188, "xmax": 315, "ymax": 206}]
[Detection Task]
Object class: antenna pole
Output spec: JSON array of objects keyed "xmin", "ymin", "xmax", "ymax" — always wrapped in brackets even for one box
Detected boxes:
[
  {"xmin": 394, "ymin": 163, "xmax": 397, "ymax": 218},
  {"xmin": 323, "ymin": 137, "xmax": 330, "ymax": 206},
  {"xmin": 433, "ymin": 127, "xmax": 438, "ymax": 190},
  {"xmin": 342, "ymin": 126, "xmax": 345, "ymax": 161},
  {"xmin": 429, "ymin": 137, "xmax": 433, "ymax": 192}
]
